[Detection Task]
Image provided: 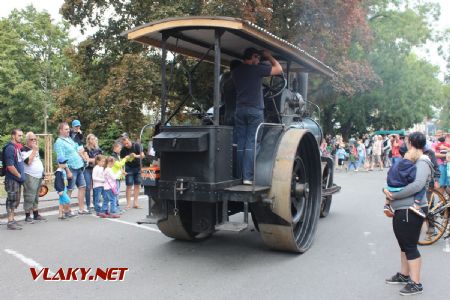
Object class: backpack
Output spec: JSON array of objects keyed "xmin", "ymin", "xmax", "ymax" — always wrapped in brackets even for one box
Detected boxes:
[{"xmin": 0, "ymin": 143, "xmax": 18, "ymax": 177}]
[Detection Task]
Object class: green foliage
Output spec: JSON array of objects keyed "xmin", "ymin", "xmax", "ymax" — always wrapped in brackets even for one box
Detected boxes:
[
  {"xmin": 0, "ymin": 6, "xmax": 72, "ymax": 135},
  {"xmin": 97, "ymin": 122, "xmax": 122, "ymax": 155},
  {"xmin": 3, "ymin": 1, "xmax": 446, "ymax": 143},
  {"xmin": 323, "ymin": 0, "xmax": 447, "ymax": 139}
]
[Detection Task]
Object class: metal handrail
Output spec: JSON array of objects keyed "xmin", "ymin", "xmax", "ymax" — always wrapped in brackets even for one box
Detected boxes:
[
  {"xmin": 305, "ymin": 99, "xmax": 321, "ymax": 124},
  {"xmin": 139, "ymin": 123, "xmax": 158, "ymax": 170},
  {"xmin": 252, "ymin": 122, "xmax": 285, "ymax": 192}
]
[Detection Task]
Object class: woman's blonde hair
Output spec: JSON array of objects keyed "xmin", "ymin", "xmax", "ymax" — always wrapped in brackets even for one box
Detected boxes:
[{"xmin": 86, "ymin": 133, "xmax": 98, "ymax": 150}]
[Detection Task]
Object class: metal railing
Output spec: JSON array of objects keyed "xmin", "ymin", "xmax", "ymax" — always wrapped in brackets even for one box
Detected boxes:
[{"xmin": 252, "ymin": 122, "xmax": 285, "ymax": 192}]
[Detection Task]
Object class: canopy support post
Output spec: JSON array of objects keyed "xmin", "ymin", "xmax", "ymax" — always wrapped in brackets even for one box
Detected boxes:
[
  {"xmin": 213, "ymin": 30, "xmax": 223, "ymax": 125},
  {"xmin": 160, "ymin": 33, "xmax": 169, "ymax": 124}
]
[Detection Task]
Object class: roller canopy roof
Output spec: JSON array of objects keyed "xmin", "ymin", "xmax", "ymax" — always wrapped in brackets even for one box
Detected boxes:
[{"xmin": 122, "ymin": 16, "xmax": 335, "ymax": 77}]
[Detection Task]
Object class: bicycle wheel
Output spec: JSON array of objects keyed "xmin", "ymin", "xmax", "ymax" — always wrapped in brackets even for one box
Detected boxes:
[{"xmin": 418, "ymin": 189, "xmax": 449, "ymax": 245}]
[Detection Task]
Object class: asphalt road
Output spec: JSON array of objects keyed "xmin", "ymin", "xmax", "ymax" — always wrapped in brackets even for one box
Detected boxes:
[{"xmin": 1, "ymin": 169, "xmax": 449, "ymax": 300}]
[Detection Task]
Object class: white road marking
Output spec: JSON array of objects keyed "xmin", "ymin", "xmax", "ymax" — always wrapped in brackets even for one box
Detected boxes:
[
  {"xmin": 92, "ymin": 215, "xmax": 161, "ymax": 233},
  {"xmin": 4, "ymin": 249, "xmax": 55, "ymax": 276},
  {"xmin": 367, "ymin": 242, "xmax": 377, "ymax": 255}
]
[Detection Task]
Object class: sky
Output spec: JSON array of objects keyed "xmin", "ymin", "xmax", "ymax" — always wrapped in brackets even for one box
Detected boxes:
[{"xmin": 1, "ymin": 0, "xmax": 449, "ymax": 77}]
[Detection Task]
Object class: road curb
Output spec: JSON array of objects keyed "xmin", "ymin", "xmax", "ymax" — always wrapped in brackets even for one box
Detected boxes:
[{"xmin": 0, "ymin": 192, "xmax": 146, "ymax": 219}]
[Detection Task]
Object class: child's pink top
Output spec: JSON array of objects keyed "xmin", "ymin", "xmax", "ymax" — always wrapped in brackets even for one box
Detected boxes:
[{"xmin": 104, "ymin": 167, "xmax": 118, "ymax": 191}]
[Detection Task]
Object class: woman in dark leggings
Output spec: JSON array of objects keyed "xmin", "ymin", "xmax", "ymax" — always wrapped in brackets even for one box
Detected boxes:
[{"xmin": 383, "ymin": 132, "xmax": 433, "ymax": 296}]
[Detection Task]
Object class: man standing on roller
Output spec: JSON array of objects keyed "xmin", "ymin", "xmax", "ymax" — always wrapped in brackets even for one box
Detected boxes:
[{"xmin": 232, "ymin": 47, "xmax": 282, "ymax": 185}]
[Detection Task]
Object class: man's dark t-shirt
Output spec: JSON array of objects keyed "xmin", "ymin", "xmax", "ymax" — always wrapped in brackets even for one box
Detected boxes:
[
  {"xmin": 4, "ymin": 142, "xmax": 25, "ymax": 182},
  {"xmin": 70, "ymin": 129, "xmax": 84, "ymax": 146},
  {"xmin": 120, "ymin": 143, "xmax": 141, "ymax": 171},
  {"xmin": 232, "ymin": 63, "xmax": 272, "ymax": 109}
]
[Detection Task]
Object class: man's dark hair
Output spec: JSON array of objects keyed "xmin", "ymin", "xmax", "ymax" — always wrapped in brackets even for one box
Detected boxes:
[
  {"xmin": 11, "ymin": 128, "xmax": 22, "ymax": 136},
  {"xmin": 243, "ymin": 47, "xmax": 261, "ymax": 60},
  {"xmin": 438, "ymin": 136, "xmax": 445, "ymax": 143},
  {"xmin": 408, "ymin": 132, "xmax": 426, "ymax": 150}
]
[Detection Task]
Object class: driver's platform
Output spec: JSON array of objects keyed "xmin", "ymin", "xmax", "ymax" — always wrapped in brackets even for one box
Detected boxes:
[{"xmin": 221, "ymin": 185, "xmax": 270, "ymax": 203}]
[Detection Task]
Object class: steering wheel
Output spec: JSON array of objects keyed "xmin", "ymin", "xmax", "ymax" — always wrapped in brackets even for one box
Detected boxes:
[{"xmin": 263, "ymin": 74, "xmax": 287, "ymax": 98}]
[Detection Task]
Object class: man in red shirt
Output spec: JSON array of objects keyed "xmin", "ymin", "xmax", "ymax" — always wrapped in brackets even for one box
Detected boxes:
[{"xmin": 390, "ymin": 135, "xmax": 403, "ymax": 166}]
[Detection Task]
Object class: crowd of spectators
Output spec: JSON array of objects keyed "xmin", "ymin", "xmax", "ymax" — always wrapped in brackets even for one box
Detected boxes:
[
  {"xmin": 321, "ymin": 131, "xmax": 450, "ymax": 179},
  {"xmin": 1, "ymin": 119, "xmax": 148, "ymax": 230}
]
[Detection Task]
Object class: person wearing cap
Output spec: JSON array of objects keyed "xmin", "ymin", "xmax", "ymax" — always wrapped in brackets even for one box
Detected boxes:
[
  {"xmin": 21, "ymin": 132, "xmax": 46, "ymax": 223},
  {"xmin": 231, "ymin": 47, "xmax": 282, "ymax": 185},
  {"xmin": 70, "ymin": 119, "xmax": 84, "ymax": 146},
  {"xmin": 54, "ymin": 122, "xmax": 89, "ymax": 214},
  {"xmin": 54, "ymin": 155, "xmax": 73, "ymax": 220}
]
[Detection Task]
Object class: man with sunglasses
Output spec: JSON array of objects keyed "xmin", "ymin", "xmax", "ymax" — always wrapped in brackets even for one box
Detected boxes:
[
  {"xmin": 21, "ymin": 132, "xmax": 46, "ymax": 223},
  {"xmin": 231, "ymin": 47, "xmax": 282, "ymax": 184}
]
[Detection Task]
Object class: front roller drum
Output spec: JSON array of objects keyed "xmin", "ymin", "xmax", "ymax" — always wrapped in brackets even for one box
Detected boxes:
[
  {"xmin": 257, "ymin": 129, "xmax": 322, "ymax": 253},
  {"xmin": 157, "ymin": 200, "xmax": 213, "ymax": 241}
]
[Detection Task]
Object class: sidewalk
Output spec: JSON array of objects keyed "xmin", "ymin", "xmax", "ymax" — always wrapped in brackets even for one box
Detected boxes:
[{"xmin": 0, "ymin": 184, "xmax": 145, "ymax": 219}]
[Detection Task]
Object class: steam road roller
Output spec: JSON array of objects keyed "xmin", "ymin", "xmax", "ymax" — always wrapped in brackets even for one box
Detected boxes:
[{"xmin": 123, "ymin": 16, "xmax": 341, "ymax": 253}]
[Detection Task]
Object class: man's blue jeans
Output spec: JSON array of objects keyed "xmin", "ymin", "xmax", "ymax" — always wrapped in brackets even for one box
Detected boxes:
[{"xmin": 234, "ymin": 107, "xmax": 264, "ymax": 181}]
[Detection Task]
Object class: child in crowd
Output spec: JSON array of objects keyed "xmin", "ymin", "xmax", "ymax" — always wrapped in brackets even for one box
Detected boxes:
[
  {"xmin": 383, "ymin": 149, "xmax": 426, "ymax": 218},
  {"xmin": 347, "ymin": 144, "xmax": 359, "ymax": 171},
  {"xmin": 335, "ymin": 144, "xmax": 348, "ymax": 170},
  {"xmin": 99, "ymin": 156, "xmax": 120, "ymax": 218},
  {"xmin": 54, "ymin": 156, "xmax": 72, "ymax": 220},
  {"xmin": 111, "ymin": 141, "xmax": 123, "ymax": 210},
  {"xmin": 92, "ymin": 155, "xmax": 106, "ymax": 214}
]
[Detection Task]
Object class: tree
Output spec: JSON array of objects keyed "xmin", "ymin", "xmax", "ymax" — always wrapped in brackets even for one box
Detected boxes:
[
  {"xmin": 325, "ymin": 0, "xmax": 447, "ymax": 139},
  {"xmin": 0, "ymin": 6, "xmax": 72, "ymax": 135}
]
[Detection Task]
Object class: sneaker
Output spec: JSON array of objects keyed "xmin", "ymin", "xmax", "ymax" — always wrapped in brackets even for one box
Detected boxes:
[
  {"xmin": 399, "ymin": 281, "xmax": 423, "ymax": 296},
  {"xmin": 33, "ymin": 215, "xmax": 47, "ymax": 221},
  {"xmin": 383, "ymin": 204, "xmax": 394, "ymax": 218},
  {"xmin": 409, "ymin": 206, "xmax": 426, "ymax": 218},
  {"xmin": 7, "ymin": 222, "xmax": 23, "ymax": 230},
  {"xmin": 24, "ymin": 216, "xmax": 35, "ymax": 224},
  {"xmin": 385, "ymin": 272, "xmax": 410, "ymax": 285},
  {"xmin": 11, "ymin": 220, "xmax": 23, "ymax": 227},
  {"xmin": 243, "ymin": 180, "xmax": 253, "ymax": 185},
  {"xmin": 109, "ymin": 214, "xmax": 120, "ymax": 218},
  {"xmin": 65, "ymin": 211, "xmax": 77, "ymax": 218},
  {"xmin": 78, "ymin": 209, "xmax": 91, "ymax": 215}
]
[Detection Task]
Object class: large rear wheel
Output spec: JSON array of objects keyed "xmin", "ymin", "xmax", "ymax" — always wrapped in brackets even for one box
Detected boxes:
[{"xmin": 256, "ymin": 129, "xmax": 322, "ymax": 253}]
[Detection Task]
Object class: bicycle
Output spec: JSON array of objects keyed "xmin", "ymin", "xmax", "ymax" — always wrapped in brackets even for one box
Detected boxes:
[{"xmin": 418, "ymin": 187, "xmax": 450, "ymax": 245}]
